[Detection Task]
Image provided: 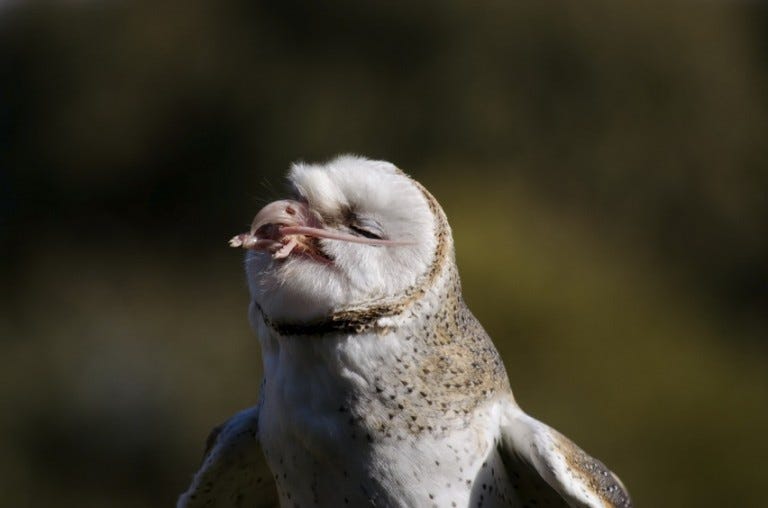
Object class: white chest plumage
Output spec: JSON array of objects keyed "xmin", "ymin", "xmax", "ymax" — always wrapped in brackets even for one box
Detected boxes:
[{"xmin": 257, "ymin": 323, "xmax": 516, "ymax": 508}]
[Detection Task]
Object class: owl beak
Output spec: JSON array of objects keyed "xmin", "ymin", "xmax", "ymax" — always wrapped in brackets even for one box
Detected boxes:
[{"xmin": 229, "ymin": 200, "xmax": 407, "ymax": 259}]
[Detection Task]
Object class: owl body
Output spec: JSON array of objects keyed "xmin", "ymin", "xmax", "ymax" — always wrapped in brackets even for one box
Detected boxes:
[
  {"xmin": 256, "ymin": 261, "xmax": 518, "ymax": 507},
  {"xmin": 178, "ymin": 156, "xmax": 632, "ymax": 508}
]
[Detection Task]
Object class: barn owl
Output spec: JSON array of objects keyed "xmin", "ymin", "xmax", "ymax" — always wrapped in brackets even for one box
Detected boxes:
[{"xmin": 178, "ymin": 156, "xmax": 632, "ymax": 508}]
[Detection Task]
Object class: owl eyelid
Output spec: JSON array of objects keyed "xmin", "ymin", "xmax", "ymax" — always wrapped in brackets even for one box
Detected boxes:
[{"xmin": 348, "ymin": 217, "xmax": 385, "ymax": 240}]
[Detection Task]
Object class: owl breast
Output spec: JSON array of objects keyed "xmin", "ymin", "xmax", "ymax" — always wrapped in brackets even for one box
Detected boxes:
[{"xmin": 256, "ymin": 312, "xmax": 520, "ymax": 508}]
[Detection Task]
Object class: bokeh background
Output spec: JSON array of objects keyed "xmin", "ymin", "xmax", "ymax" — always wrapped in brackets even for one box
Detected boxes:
[{"xmin": 2, "ymin": 1, "xmax": 768, "ymax": 506}]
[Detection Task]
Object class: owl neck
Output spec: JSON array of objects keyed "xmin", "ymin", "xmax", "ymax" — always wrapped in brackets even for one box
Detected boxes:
[
  {"xmin": 253, "ymin": 258, "xmax": 461, "ymax": 339},
  {"xmin": 252, "ymin": 299, "xmax": 399, "ymax": 336}
]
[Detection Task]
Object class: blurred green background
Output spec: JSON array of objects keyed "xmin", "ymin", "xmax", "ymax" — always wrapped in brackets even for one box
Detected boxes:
[{"xmin": 2, "ymin": 1, "xmax": 768, "ymax": 506}]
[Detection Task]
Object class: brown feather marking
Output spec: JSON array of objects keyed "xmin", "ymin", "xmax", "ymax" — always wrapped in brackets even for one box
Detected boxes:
[{"xmin": 555, "ymin": 433, "xmax": 633, "ymax": 507}]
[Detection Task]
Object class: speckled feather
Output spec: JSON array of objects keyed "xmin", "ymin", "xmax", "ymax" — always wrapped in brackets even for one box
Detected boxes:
[{"xmin": 178, "ymin": 157, "xmax": 632, "ymax": 508}]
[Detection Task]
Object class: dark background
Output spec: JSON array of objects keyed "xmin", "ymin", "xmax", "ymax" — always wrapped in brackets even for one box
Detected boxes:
[{"xmin": 2, "ymin": 1, "xmax": 767, "ymax": 506}]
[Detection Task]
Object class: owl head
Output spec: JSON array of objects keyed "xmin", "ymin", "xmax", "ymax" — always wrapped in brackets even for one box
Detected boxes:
[{"xmin": 237, "ymin": 155, "xmax": 452, "ymax": 326}]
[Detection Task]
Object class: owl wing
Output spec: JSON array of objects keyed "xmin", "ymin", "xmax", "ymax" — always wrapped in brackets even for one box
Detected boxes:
[
  {"xmin": 498, "ymin": 398, "xmax": 632, "ymax": 508},
  {"xmin": 177, "ymin": 405, "xmax": 279, "ymax": 508}
]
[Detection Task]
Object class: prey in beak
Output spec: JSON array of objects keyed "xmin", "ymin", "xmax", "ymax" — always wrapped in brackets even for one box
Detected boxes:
[{"xmin": 229, "ymin": 200, "xmax": 408, "ymax": 261}]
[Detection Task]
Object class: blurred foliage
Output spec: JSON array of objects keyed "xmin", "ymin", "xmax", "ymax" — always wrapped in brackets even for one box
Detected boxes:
[{"xmin": 1, "ymin": 1, "xmax": 767, "ymax": 507}]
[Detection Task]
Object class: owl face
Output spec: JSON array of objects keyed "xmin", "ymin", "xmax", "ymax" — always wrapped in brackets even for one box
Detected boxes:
[{"xmin": 239, "ymin": 156, "xmax": 441, "ymax": 324}]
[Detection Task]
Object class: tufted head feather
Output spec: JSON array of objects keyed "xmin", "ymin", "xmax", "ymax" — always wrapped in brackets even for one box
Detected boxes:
[{"xmin": 239, "ymin": 155, "xmax": 452, "ymax": 327}]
